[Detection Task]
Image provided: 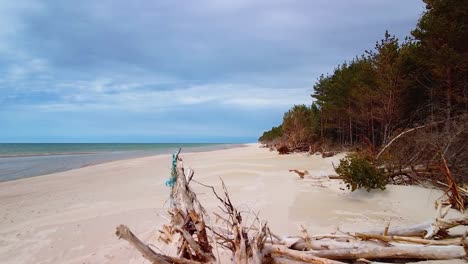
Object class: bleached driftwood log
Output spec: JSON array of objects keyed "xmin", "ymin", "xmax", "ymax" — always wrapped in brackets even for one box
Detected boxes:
[
  {"xmin": 116, "ymin": 151, "xmax": 468, "ymax": 264},
  {"xmin": 364, "ymin": 217, "xmax": 468, "ymax": 238},
  {"xmin": 264, "ymin": 244, "xmax": 466, "ymax": 261},
  {"xmin": 116, "ymin": 224, "xmax": 202, "ymax": 264},
  {"xmin": 364, "ymin": 201, "xmax": 467, "ymax": 239},
  {"xmin": 164, "ymin": 149, "xmax": 215, "ymax": 262}
]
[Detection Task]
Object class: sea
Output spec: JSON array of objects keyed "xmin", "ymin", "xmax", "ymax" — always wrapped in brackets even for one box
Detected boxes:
[{"xmin": 0, "ymin": 143, "xmax": 240, "ymax": 182}]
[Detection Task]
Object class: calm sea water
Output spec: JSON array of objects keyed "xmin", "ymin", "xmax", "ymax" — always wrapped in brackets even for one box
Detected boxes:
[{"xmin": 0, "ymin": 143, "xmax": 240, "ymax": 182}]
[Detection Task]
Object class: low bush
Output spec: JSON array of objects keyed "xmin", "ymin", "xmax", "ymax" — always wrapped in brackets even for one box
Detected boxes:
[{"xmin": 335, "ymin": 153, "xmax": 387, "ymax": 192}]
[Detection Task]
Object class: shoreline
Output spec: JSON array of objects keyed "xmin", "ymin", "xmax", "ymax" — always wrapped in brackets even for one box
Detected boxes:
[
  {"xmin": 0, "ymin": 144, "xmax": 464, "ymax": 264},
  {"xmin": 0, "ymin": 152, "xmax": 99, "ymax": 158},
  {"xmin": 0, "ymin": 143, "xmax": 246, "ymax": 183}
]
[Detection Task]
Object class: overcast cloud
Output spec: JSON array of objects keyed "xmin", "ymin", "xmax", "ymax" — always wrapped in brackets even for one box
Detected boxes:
[{"xmin": 0, "ymin": 0, "xmax": 425, "ymax": 142}]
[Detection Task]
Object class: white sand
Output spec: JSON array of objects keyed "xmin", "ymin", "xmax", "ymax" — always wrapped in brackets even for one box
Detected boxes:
[{"xmin": 0, "ymin": 144, "xmax": 465, "ymax": 263}]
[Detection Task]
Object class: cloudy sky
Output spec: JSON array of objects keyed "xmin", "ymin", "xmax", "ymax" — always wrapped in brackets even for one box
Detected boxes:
[{"xmin": 0, "ymin": 1, "xmax": 425, "ymax": 143}]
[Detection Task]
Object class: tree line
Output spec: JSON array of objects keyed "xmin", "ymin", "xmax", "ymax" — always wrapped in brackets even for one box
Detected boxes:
[{"xmin": 260, "ymin": 0, "xmax": 467, "ymax": 153}]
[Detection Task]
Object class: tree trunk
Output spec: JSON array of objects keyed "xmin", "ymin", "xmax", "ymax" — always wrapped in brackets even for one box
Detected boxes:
[
  {"xmin": 264, "ymin": 244, "xmax": 466, "ymax": 261},
  {"xmin": 446, "ymin": 67, "xmax": 452, "ymax": 122}
]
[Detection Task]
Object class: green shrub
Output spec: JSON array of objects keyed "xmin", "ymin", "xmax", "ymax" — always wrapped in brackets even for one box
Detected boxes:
[
  {"xmin": 259, "ymin": 125, "xmax": 283, "ymax": 143},
  {"xmin": 335, "ymin": 154, "xmax": 388, "ymax": 192}
]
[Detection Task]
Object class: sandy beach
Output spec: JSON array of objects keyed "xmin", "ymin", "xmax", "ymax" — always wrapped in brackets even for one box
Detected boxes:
[{"xmin": 0, "ymin": 144, "xmax": 465, "ymax": 264}]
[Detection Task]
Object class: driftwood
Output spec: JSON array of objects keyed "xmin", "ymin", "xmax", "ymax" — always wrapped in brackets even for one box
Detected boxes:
[
  {"xmin": 264, "ymin": 244, "xmax": 466, "ymax": 261},
  {"xmin": 289, "ymin": 169, "xmax": 309, "ymax": 179},
  {"xmin": 289, "ymin": 169, "xmax": 342, "ymax": 180},
  {"xmin": 355, "ymin": 233, "xmax": 465, "ymax": 246},
  {"xmin": 363, "ymin": 201, "xmax": 467, "ymax": 241},
  {"xmin": 116, "ymin": 224, "xmax": 202, "ymax": 264},
  {"xmin": 321, "ymin": 152, "xmax": 335, "ymax": 158},
  {"xmin": 439, "ymin": 153, "xmax": 465, "ymax": 212},
  {"xmin": 116, "ymin": 151, "xmax": 468, "ymax": 263},
  {"xmin": 364, "ymin": 217, "xmax": 468, "ymax": 238}
]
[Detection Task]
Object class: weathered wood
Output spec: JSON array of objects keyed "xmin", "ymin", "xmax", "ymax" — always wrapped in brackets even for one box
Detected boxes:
[
  {"xmin": 279, "ymin": 237, "xmax": 384, "ymax": 251},
  {"xmin": 326, "ymin": 175, "xmax": 342, "ymax": 180},
  {"xmin": 312, "ymin": 244, "xmax": 466, "ymax": 260},
  {"xmin": 116, "ymin": 225, "xmax": 203, "ymax": 264},
  {"xmin": 437, "ymin": 217, "xmax": 468, "ymax": 229},
  {"xmin": 177, "ymin": 227, "xmax": 215, "ymax": 262},
  {"xmin": 373, "ymin": 222, "xmax": 432, "ymax": 237},
  {"xmin": 272, "ymin": 257, "xmax": 312, "ymax": 264},
  {"xmin": 355, "ymin": 233, "xmax": 465, "ymax": 246},
  {"xmin": 265, "ymin": 244, "xmax": 466, "ymax": 261},
  {"xmin": 365, "ymin": 217, "xmax": 468, "ymax": 238},
  {"xmin": 264, "ymin": 245, "xmax": 345, "ymax": 264},
  {"xmin": 116, "ymin": 225, "xmax": 171, "ymax": 264},
  {"xmin": 170, "ymin": 154, "xmax": 215, "ymax": 261},
  {"xmin": 289, "ymin": 169, "xmax": 309, "ymax": 179},
  {"xmin": 440, "ymin": 153, "xmax": 465, "ymax": 212},
  {"xmin": 353, "ymin": 259, "xmax": 389, "ymax": 264}
]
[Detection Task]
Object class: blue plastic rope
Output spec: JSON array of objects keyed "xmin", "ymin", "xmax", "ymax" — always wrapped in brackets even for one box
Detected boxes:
[{"xmin": 165, "ymin": 150, "xmax": 179, "ymax": 187}]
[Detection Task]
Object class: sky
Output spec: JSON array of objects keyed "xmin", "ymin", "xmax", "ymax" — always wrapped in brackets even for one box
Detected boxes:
[{"xmin": 0, "ymin": 1, "xmax": 426, "ymax": 143}]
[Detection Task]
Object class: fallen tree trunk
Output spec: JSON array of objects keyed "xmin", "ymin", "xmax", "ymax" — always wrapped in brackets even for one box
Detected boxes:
[
  {"xmin": 265, "ymin": 245, "xmax": 345, "ymax": 264},
  {"xmin": 279, "ymin": 237, "xmax": 384, "ymax": 251},
  {"xmin": 264, "ymin": 244, "xmax": 467, "ymax": 261},
  {"xmin": 116, "ymin": 224, "xmax": 203, "ymax": 264},
  {"xmin": 355, "ymin": 232, "xmax": 465, "ymax": 246},
  {"xmin": 370, "ymin": 217, "xmax": 468, "ymax": 238},
  {"xmin": 375, "ymin": 120, "xmax": 451, "ymax": 160},
  {"xmin": 313, "ymin": 245, "xmax": 466, "ymax": 260}
]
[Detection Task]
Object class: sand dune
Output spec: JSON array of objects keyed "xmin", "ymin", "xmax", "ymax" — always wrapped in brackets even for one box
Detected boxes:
[{"xmin": 0, "ymin": 144, "xmax": 464, "ymax": 263}]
